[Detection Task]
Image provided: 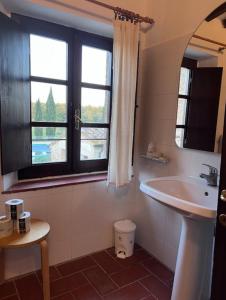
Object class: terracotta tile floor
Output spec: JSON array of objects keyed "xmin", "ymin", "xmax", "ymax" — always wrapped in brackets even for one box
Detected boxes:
[{"xmin": 0, "ymin": 245, "xmax": 174, "ymax": 300}]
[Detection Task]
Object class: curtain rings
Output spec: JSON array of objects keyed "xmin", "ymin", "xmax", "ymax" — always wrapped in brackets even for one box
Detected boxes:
[{"xmin": 114, "ymin": 9, "xmax": 139, "ymax": 24}]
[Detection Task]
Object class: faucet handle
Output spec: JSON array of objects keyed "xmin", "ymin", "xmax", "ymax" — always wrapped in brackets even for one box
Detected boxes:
[{"xmin": 202, "ymin": 164, "xmax": 218, "ymax": 175}]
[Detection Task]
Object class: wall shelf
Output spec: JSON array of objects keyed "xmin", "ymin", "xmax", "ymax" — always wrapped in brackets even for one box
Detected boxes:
[{"xmin": 140, "ymin": 155, "xmax": 169, "ymax": 164}]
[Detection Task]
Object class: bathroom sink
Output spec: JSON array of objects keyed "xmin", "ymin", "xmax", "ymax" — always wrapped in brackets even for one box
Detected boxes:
[
  {"xmin": 140, "ymin": 176, "xmax": 218, "ymax": 300},
  {"xmin": 140, "ymin": 175, "xmax": 218, "ymax": 219}
]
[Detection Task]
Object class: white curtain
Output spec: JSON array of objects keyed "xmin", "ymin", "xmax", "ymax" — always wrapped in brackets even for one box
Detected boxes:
[{"xmin": 107, "ymin": 19, "xmax": 139, "ymax": 187}]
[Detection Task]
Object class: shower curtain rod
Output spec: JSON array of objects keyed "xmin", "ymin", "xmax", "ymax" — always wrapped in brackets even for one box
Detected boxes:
[
  {"xmin": 84, "ymin": 0, "xmax": 154, "ymax": 25},
  {"xmin": 193, "ymin": 34, "xmax": 226, "ymax": 51}
]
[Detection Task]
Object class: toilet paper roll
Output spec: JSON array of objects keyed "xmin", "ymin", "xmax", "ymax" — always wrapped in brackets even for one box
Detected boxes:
[
  {"xmin": 5, "ymin": 199, "xmax": 24, "ymax": 220},
  {"xmin": 0, "ymin": 216, "xmax": 13, "ymax": 238},
  {"xmin": 16, "ymin": 211, "xmax": 31, "ymax": 234}
]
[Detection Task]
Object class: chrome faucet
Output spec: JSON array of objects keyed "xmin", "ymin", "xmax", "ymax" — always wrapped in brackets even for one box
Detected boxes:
[{"xmin": 200, "ymin": 164, "xmax": 218, "ymax": 186}]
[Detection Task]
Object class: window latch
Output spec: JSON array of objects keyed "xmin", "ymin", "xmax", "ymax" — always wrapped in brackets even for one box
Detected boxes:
[{"xmin": 74, "ymin": 108, "xmax": 82, "ymax": 130}]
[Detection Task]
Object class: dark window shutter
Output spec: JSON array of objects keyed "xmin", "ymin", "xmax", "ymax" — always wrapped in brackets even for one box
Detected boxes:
[
  {"xmin": 184, "ymin": 67, "xmax": 223, "ymax": 151},
  {"xmin": 0, "ymin": 12, "xmax": 31, "ymax": 175}
]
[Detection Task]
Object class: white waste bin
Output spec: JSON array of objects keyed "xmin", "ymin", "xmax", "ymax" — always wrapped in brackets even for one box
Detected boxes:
[{"xmin": 114, "ymin": 219, "xmax": 136, "ymax": 259}]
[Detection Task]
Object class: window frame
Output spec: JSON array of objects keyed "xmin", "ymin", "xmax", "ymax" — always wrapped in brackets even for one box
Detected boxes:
[
  {"xmin": 14, "ymin": 15, "xmax": 113, "ymax": 179},
  {"xmin": 30, "ymin": 42, "xmax": 70, "ymax": 171},
  {"xmin": 72, "ymin": 32, "xmax": 113, "ymax": 174},
  {"xmin": 176, "ymin": 57, "xmax": 197, "ymax": 147}
]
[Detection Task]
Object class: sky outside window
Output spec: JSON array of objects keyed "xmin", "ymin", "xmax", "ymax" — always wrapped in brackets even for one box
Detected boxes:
[
  {"xmin": 30, "ymin": 34, "xmax": 68, "ymax": 80},
  {"xmin": 82, "ymin": 45, "xmax": 111, "ymax": 86}
]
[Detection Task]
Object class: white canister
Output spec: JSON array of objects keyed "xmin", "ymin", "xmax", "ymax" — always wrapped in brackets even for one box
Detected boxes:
[
  {"xmin": 0, "ymin": 216, "xmax": 13, "ymax": 238},
  {"xmin": 114, "ymin": 219, "xmax": 136, "ymax": 259},
  {"xmin": 16, "ymin": 211, "xmax": 31, "ymax": 234},
  {"xmin": 5, "ymin": 199, "xmax": 24, "ymax": 220}
]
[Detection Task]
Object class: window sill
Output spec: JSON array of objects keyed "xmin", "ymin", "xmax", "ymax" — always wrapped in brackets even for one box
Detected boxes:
[{"xmin": 2, "ymin": 173, "xmax": 107, "ymax": 194}]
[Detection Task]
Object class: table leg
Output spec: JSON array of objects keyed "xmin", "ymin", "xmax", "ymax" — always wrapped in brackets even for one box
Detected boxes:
[
  {"xmin": 0, "ymin": 248, "xmax": 5, "ymax": 283},
  {"xmin": 40, "ymin": 239, "xmax": 50, "ymax": 300}
]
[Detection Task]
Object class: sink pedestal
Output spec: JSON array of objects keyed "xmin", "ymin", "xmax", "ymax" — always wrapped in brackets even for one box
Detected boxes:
[
  {"xmin": 140, "ymin": 176, "xmax": 218, "ymax": 299},
  {"xmin": 172, "ymin": 217, "xmax": 215, "ymax": 300}
]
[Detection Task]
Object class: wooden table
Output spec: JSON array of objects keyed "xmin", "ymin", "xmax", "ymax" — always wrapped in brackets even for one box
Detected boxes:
[{"xmin": 0, "ymin": 219, "xmax": 50, "ymax": 300}]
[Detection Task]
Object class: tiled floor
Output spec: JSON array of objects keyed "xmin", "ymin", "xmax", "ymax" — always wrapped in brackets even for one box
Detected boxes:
[{"xmin": 0, "ymin": 245, "xmax": 173, "ymax": 300}]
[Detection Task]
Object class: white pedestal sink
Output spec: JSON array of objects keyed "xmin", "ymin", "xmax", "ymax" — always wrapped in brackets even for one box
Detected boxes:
[{"xmin": 140, "ymin": 176, "xmax": 218, "ymax": 300}]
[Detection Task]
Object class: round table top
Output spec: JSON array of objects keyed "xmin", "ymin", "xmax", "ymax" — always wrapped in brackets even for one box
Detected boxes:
[{"xmin": 0, "ymin": 218, "xmax": 50, "ymax": 248}]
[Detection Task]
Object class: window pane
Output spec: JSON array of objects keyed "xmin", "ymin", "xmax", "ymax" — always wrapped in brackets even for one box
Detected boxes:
[
  {"xmin": 81, "ymin": 88, "xmax": 110, "ymax": 123},
  {"xmin": 30, "ymin": 34, "xmax": 67, "ymax": 80},
  {"xmin": 82, "ymin": 46, "xmax": 111, "ymax": 85},
  {"xmin": 32, "ymin": 127, "xmax": 67, "ymax": 164},
  {"xmin": 179, "ymin": 67, "xmax": 190, "ymax": 96},
  {"xmin": 81, "ymin": 128, "xmax": 108, "ymax": 160},
  {"xmin": 175, "ymin": 128, "xmax": 185, "ymax": 148},
  {"xmin": 176, "ymin": 98, "xmax": 187, "ymax": 125},
  {"xmin": 31, "ymin": 82, "xmax": 67, "ymax": 122}
]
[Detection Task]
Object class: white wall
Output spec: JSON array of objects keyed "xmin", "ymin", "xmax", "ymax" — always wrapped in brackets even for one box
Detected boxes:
[
  {"xmin": 1, "ymin": 0, "xmax": 150, "ymax": 37},
  {"xmin": 0, "ymin": 1, "xmax": 10, "ymax": 16},
  {"xmin": 0, "ymin": 181, "xmax": 138, "ymax": 279},
  {"xmin": 133, "ymin": 0, "xmax": 225, "ymax": 270}
]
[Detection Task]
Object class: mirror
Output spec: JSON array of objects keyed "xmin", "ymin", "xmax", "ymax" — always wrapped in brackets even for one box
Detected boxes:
[{"xmin": 175, "ymin": 7, "xmax": 226, "ymax": 153}]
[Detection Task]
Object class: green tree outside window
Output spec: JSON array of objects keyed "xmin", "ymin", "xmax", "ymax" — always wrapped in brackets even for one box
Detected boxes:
[
  {"xmin": 34, "ymin": 98, "xmax": 43, "ymax": 138},
  {"xmin": 46, "ymin": 87, "xmax": 56, "ymax": 137}
]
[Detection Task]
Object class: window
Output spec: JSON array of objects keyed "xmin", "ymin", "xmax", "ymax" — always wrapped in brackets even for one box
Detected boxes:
[
  {"xmin": 176, "ymin": 58, "xmax": 197, "ymax": 147},
  {"xmin": 79, "ymin": 46, "xmax": 112, "ymax": 163},
  {"xmin": 16, "ymin": 16, "xmax": 113, "ymax": 179},
  {"xmin": 30, "ymin": 35, "xmax": 68, "ymax": 165}
]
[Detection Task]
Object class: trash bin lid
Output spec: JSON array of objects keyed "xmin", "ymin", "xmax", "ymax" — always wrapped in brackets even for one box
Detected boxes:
[{"xmin": 114, "ymin": 219, "xmax": 136, "ymax": 233}]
